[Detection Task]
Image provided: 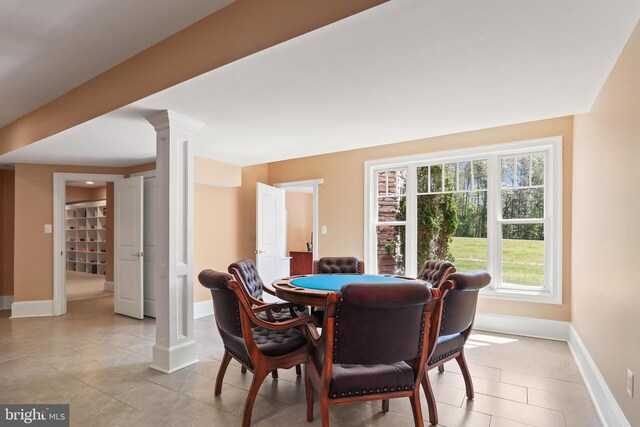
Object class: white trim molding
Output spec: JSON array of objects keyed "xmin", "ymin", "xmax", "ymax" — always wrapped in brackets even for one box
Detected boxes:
[
  {"xmin": 194, "ymin": 300, "xmax": 214, "ymax": 319},
  {"xmin": 274, "ymin": 178, "xmax": 324, "ymax": 261},
  {"xmin": 53, "ymin": 172, "xmax": 124, "ymax": 316},
  {"xmin": 11, "ymin": 300, "xmax": 54, "ymax": 318},
  {"xmin": 474, "ymin": 313, "xmax": 631, "ymax": 427},
  {"xmin": 0, "ymin": 295, "xmax": 14, "ymax": 310},
  {"xmin": 103, "ymin": 281, "xmax": 114, "ymax": 292},
  {"xmin": 474, "ymin": 312, "xmax": 570, "ymax": 341},
  {"xmin": 568, "ymin": 325, "xmax": 631, "ymax": 427}
]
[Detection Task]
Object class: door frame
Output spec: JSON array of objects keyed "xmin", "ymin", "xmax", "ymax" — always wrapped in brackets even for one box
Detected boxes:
[
  {"xmin": 274, "ymin": 179, "xmax": 323, "ymax": 261},
  {"xmin": 53, "ymin": 172, "xmax": 124, "ymax": 316}
]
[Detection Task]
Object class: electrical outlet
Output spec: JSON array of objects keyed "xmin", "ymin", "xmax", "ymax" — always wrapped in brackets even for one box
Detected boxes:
[
  {"xmin": 321, "ymin": 225, "xmax": 328, "ymax": 234},
  {"xmin": 628, "ymin": 369, "xmax": 634, "ymax": 398}
]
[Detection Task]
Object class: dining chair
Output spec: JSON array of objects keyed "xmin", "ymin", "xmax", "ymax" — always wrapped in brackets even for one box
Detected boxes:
[
  {"xmin": 417, "ymin": 260, "xmax": 456, "ymax": 287},
  {"xmin": 229, "ymin": 258, "xmax": 308, "ymax": 377},
  {"xmin": 422, "ymin": 271, "xmax": 491, "ymax": 425},
  {"xmin": 198, "ymin": 269, "xmax": 317, "ymax": 427},
  {"xmin": 312, "ymin": 257, "xmax": 364, "ymax": 274},
  {"xmin": 304, "ymin": 280, "xmax": 445, "ymax": 427},
  {"xmin": 310, "ymin": 257, "xmax": 364, "ymax": 324}
]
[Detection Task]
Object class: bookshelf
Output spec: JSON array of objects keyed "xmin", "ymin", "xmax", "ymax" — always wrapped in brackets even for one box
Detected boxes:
[{"xmin": 65, "ymin": 200, "xmax": 107, "ymax": 276}]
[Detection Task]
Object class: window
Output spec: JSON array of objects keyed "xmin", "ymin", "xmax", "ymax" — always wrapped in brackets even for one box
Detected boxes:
[{"xmin": 365, "ymin": 137, "xmax": 562, "ymax": 304}]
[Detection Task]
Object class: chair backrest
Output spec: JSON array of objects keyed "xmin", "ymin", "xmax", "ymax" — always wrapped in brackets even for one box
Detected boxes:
[
  {"xmin": 417, "ymin": 260, "xmax": 456, "ymax": 287},
  {"xmin": 439, "ymin": 271, "xmax": 491, "ymax": 336},
  {"xmin": 331, "ymin": 282, "xmax": 432, "ymax": 365},
  {"xmin": 228, "ymin": 259, "xmax": 264, "ymax": 300},
  {"xmin": 314, "ymin": 257, "xmax": 363, "ymax": 274}
]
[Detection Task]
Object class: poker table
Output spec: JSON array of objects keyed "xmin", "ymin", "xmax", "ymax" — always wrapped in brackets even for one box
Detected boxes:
[{"xmin": 269, "ymin": 274, "xmax": 430, "ymax": 307}]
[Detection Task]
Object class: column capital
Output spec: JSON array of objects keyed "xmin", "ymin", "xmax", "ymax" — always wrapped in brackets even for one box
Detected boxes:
[{"xmin": 146, "ymin": 110, "xmax": 203, "ymax": 135}]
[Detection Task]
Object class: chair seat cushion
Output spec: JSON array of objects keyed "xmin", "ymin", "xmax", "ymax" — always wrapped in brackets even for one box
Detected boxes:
[
  {"xmin": 428, "ymin": 333, "xmax": 465, "ymax": 365},
  {"xmin": 328, "ymin": 361, "xmax": 415, "ymax": 399},
  {"xmin": 252, "ymin": 326, "xmax": 306, "ymax": 357}
]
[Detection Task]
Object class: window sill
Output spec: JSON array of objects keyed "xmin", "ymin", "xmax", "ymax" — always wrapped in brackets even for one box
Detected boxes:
[{"xmin": 479, "ymin": 287, "xmax": 562, "ymax": 305}]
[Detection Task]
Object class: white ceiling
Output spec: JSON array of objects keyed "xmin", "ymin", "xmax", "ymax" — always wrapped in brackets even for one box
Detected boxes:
[
  {"xmin": 67, "ymin": 181, "xmax": 106, "ymax": 188},
  {"xmin": 0, "ymin": 0, "xmax": 233, "ymax": 127},
  {"xmin": 1, "ymin": 0, "xmax": 639, "ymax": 167}
]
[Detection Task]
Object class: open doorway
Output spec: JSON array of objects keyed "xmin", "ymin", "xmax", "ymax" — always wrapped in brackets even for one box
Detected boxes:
[
  {"xmin": 64, "ymin": 181, "xmax": 111, "ymax": 302},
  {"xmin": 284, "ymin": 187, "xmax": 314, "ymax": 274}
]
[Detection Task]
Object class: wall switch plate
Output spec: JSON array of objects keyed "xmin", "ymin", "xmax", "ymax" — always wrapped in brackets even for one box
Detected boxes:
[
  {"xmin": 628, "ymin": 369, "xmax": 634, "ymax": 398},
  {"xmin": 44, "ymin": 224, "xmax": 52, "ymax": 234},
  {"xmin": 321, "ymin": 225, "xmax": 327, "ymax": 234}
]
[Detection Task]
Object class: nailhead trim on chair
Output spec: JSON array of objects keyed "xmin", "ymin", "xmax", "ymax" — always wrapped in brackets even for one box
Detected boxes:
[
  {"xmin": 429, "ymin": 346, "xmax": 464, "ymax": 365},
  {"xmin": 225, "ymin": 345, "xmax": 254, "ymax": 370}
]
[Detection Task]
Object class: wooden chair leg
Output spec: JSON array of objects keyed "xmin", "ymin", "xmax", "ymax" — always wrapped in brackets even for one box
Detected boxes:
[
  {"xmin": 241, "ymin": 366, "xmax": 247, "ymax": 374},
  {"xmin": 215, "ymin": 350, "xmax": 232, "ymax": 396},
  {"xmin": 437, "ymin": 364, "xmax": 445, "ymax": 373},
  {"xmin": 421, "ymin": 371, "xmax": 438, "ymax": 426},
  {"xmin": 271, "ymin": 369, "xmax": 279, "ymax": 379},
  {"xmin": 296, "ymin": 364, "xmax": 302, "ymax": 376},
  {"xmin": 320, "ymin": 397, "xmax": 330, "ymax": 427},
  {"xmin": 456, "ymin": 353, "xmax": 474, "ymax": 399},
  {"xmin": 409, "ymin": 388, "xmax": 425, "ymax": 427},
  {"xmin": 242, "ymin": 368, "xmax": 269, "ymax": 427},
  {"xmin": 305, "ymin": 365, "xmax": 314, "ymax": 422},
  {"xmin": 382, "ymin": 399, "xmax": 390, "ymax": 413}
]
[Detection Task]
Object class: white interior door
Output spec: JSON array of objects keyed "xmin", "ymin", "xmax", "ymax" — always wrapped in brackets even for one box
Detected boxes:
[
  {"xmin": 256, "ymin": 183, "xmax": 286, "ymax": 288},
  {"xmin": 143, "ymin": 176, "xmax": 158, "ymax": 317},
  {"xmin": 114, "ymin": 176, "xmax": 144, "ymax": 319}
]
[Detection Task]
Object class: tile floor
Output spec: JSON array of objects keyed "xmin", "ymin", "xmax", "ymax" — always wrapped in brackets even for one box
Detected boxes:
[
  {"xmin": 0, "ymin": 296, "xmax": 602, "ymax": 427},
  {"xmin": 65, "ymin": 271, "xmax": 112, "ymax": 302}
]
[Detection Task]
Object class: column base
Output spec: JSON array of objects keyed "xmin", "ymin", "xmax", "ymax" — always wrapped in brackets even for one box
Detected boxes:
[{"xmin": 150, "ymin": 340, "xmax": 199, "ymax": 373}]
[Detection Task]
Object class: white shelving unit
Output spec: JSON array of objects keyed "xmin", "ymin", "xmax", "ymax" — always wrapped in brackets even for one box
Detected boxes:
[{"xmin": 65, "ymin": 200, "xmax": 107, "ymax": 276}]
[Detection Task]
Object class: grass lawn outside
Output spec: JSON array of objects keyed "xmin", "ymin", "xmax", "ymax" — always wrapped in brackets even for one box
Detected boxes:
[{"xmin": 449, "ymin": 236, "xmax": 545, "ymax": 286}]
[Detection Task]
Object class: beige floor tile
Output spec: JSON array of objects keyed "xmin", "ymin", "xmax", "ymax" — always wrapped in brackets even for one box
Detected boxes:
[
  {"xmin": 78, "ymin": 366, "xmax": 149, "ymax": 396},
  {"xmin": 490, "ymin": 416, "xmax": 535, "ymax": 426},
  {"xmin": 429, "ymin": 370, "xmax": 527, "ymax": 403},
  {"xmin": 527, "ymin": 389, "xmax": 602, "ymax": 427},
  {"xmin": 145, "ymin": 368, "xmax": 212, "ymax": 394},
  {"xmin": 161, "ymin": 400, "xmax": 241, "ymax": 426},
  {"xmin": 464, "ymin": 394, "xmax": 566, "ymax": 427},
  {"xmin": 114, "ymin": 382, "xmax": 200, "ymax": 418},
  {"xmin": 500, "ymin": 370, "xmax": 589, "ymax": 399}
]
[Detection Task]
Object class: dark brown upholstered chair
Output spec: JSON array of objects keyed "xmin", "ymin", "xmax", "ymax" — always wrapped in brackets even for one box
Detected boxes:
[
  {"xmin": 417, "ymin": 260, "xmax": 456, "ymax": 288},
  {"xmin": 305, "ymin": 280, "xmax": 443, "ymax": 427},
  {"xmin": 198, "ymin": 269, "xmax": 317, "ymax": 427},
  {"xmin": 312, "ymin": 257, "xmax": 364, "ymax": 274},
  {"xmin": 422, "ymin": 271, "xmax": 491, "ymax": 425},
  {"xmin": 229, "ymin": 259, "xmax": 307, "ymax": 377}
]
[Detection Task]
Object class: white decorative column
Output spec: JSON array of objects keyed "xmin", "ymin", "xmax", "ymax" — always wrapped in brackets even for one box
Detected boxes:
[{"xmin": 147, "ymin": 110, "xmax": 203, "ymax": 373}]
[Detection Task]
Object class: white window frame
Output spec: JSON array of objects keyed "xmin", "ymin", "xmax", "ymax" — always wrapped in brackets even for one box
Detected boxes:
[{"xmin": 364, "ymin": 136, "xmax": 562, "ymax": 304}]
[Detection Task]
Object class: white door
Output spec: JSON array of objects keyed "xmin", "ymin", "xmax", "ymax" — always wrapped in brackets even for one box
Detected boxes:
[
  {"xmin": 143, "ymin": 176, "xmax": 158, "ymax": 317},
  {"xmin": 256, "ymin": 183, "xmax": 286, "ymax": 288},
  {"xmin": 114, "ymin": 176, "xmax": 144, "ymax": 319}
]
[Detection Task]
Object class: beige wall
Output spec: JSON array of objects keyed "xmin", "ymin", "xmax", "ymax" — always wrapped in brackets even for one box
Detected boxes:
[
  {"xmin": 12, "ymin": 163, "xmax": 153, "ymax": 302},
  {"xmin": 573, "ymin": 21, "xmax": 640, "ymax": 426},
  {"xmin": 193, "ymin": 164, "xmax": 268, "ymax": 302},
  {"xmin": 267, "ymin": 116, "xmax": 574, "ymax": 321},
  {"xmin": 0, "ymin": 170, "xmax": 15, "ymax": 296},
  {"xmin": 66, "ymin": 185, "xmax": 107, "ymax": 203},
  {"xmin": 286, "ymin": 191, "xmax": 313, "ymax": 253}
]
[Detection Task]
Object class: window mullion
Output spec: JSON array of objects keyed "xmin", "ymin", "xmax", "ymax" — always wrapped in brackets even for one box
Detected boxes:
[
  {"xmin": 405, "ymin": 165, "xmax": 418, "ymax": 278},
  {"xmin": 487, "ymin": 154, "xmax": 500, "ymax": 290}
]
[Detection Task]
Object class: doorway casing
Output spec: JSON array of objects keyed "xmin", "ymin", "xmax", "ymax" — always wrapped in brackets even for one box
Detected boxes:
[
  {"xmin": 53, "ymin": 172, "xmax": 123, "ymax": 316},
  {"xmin": 274, "ymin": 179, "xmax": 323, "ymax": 261}
]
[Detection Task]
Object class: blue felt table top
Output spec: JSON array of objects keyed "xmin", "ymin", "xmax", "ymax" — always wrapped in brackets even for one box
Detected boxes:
[{"xmin": 290, "ymin": 274, "xmax": 408, "ymax": 291}]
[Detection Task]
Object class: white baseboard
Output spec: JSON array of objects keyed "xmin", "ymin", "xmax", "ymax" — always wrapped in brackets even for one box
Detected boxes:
[
  {"xmin": 0, "ymin": 295, "xmax": 14, "ymax": 310},
  {"xmin": 473, "ymin": 312, "xmax": 570, "ymax": 341},
  {"xmin": 11, "ymin": 300, "xmax": 54, "ymax": 318},
  {"xmin": 103, "ymin": 281, "xmax": 114, "ymax": 292},
  {"xmin": 568, "ymin": 325, "xmax": 630, "ymax": 427},
  {"xmin": 193, "ymin": 300, "xmax": 213, "ymax": 319}
]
